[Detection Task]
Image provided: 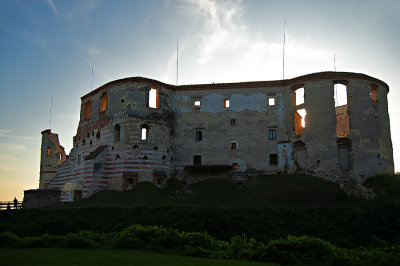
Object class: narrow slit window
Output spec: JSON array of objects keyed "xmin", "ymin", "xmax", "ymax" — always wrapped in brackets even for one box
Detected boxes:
[
  {"xmin": 334, "ymin": 84, "xmax": 347, "ymax": 107},
  {"xmin": 195, "ymin": 131, "xmax": 202, "ymax": 141},
  {"xmin": 141, "ymin": 126, "xmax": 147, "ymax": 140},
  {"xmin": 114, "ymin": 125, "xmax": 121, "ymax": 142},
  {"xmin": 224, "ymin": 99, "xmax": 230, "ymax": 108},
  {"xmin": 149, "ymin": 86, "xmax": 159, "ymax": 109}
]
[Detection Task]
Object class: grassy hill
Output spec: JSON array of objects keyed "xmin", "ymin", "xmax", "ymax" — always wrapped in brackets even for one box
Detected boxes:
[
  {"xmin": 0, "ymin": 174, "xmax": 399, "ymax": 249},
  {"xmin": 71, "ymin": 174, "xmax": 362, "ymax": 208}
]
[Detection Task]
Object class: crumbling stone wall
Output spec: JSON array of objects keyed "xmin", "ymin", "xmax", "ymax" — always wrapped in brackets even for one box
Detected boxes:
[{"xmin": 38, "ymin": 72, "xmax": 394, "ymax": 202}]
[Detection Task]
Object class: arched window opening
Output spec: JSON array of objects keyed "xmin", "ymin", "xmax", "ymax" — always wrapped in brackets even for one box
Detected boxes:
[
  {"xmin": 149, "ymin": 86, "xmax": 159, "ymax": 109},
  {"xmin": 115, "ymin": 154, "xmax": 120, "ymax": 160},
  {"xmin": 133, "ymin": 145, "xmax": 139, "ymax": 149},
  {"xmin": 114, "ymin": 124, "xmax": 121, "ymax": 143},
  {"xmin": 141, "ymin": 126, "xmax": 148, "ymax": 140},
  {"xmin": 153, "ymin": 146, "xmax": 158, "ymax": 150},
  {"xmin": 143, "ymin": 155, "xmax": 148, "ymax": 160},
  {"xmin": 100, "ymin": 93, "xmax": 107, "ymax": 112},
  {"xmin": 84, "ymin": 101, "xmax": 91, "ymax": 119}
]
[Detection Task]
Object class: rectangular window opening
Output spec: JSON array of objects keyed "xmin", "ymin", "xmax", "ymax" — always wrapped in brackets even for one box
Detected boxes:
[
  {"xmin": 224, "ymin": 99, "xmax": 230, "ymax": 108},
  {"xmin": 334, "ymin": 84, "xmax": 347, "ymax": 107},
  {"xmin": 231, "ymin": 142, "xmax": 237, "ymax": 149},
  {"xmin": 193, "ymin": 155, "xmax": 201, "ymax": 165},
  {"xmin": 370, "ymin": 85, "xmax": 378, "ymax": 102},
  {"xmin": 269, "ymin": 154, "xmax": 278, "ymax": 165},
  {"xmin": 149, "ymin": 87, "xmax": 159, "ymax": 109},
  {"xmin": 195, "ymin": 131, "xmax": 202, "ymax": 141},
  {"xmin": 194, "ymin": 100, "xmax": 201, "ymax": 109},
  {"xmin": 233, "ymin": 163, "xmax": 238, "ymax": 170},
  {"xmin": 269, "ymin": 129, "xmax": 276, "ymax": 140},
  {"xmin": 268, "ymin": 97, "xmax": 275, "ymax": 106},
  {"xmin": 294, "ymin": 109, "xmax": 307, "ymax": 136},
  {"xmin": 231, "ymin": 119, "xmax": 236, "ymax": 126},
  {"xmin": 141, "ymin": 127, "xmax": 147, "ymax": 140},
  {"xmin": 294, "ymin": 87, "xmax": 304, "ymax": 106}
]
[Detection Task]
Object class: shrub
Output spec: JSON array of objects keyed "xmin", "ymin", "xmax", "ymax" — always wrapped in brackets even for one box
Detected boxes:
[{"xmin": 0, "ymin": 231, "xmax": 20, "ymax": 247}]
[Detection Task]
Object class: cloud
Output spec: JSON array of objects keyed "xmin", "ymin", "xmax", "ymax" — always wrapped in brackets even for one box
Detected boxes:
[
  {"xmin": 0, "ymin": 129, "xmax": 34, "ymax": 140},
  {"xmin": 47, "ymin": 0, "xmax": 58, "ymax": 15}
]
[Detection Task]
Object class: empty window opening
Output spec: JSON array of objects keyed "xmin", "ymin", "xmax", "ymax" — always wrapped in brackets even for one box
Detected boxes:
[
  {"xmin": 120, "ymin": 98, "xmax": 125, "ymax": 103},
  {"xmin": 90, "ymin": 140, "xmax": 92, "ymax": 145},
  {"xmin": 84, "ymin": 101, "xmax": 91, "ymax": 119},
  {"xmin": 141, "ymin": 126, "xmax": 147, "ymax": 140},
  {"xmin": 133, "ymin": 145, "xmax": 139, "ymax": 149},
  {"xmin": 269, "ymin": 154, "xmax": 278, "ymax": 165},
  {"xmin": 143, "ymin": 155, "xmax": 148, "ymax": 160},
  {"xmin": 87, "ymin": 132, "xmax": 90, "ymax": 138},
  {"xmin": 294, "ymin": 109, "xmax": 307, "ymax": 136},
  {"xmin": 231, "ymin": 119, "xmax": 236, "ymax": 126},
  {"xmin": 231, "ymin": 142, "xmax": 237, "ymax": 149},
  {"xmin": 193, "ymin": 155, "xmax": 201, "ymax": 165},
  {"xmin": 370, "ymin": 85, "xmax": 379, "ymax": 102},
  {"xmin": 294, "ymin": 141, "xmax": 307, "ymax": 169},
  {"xmin": 224, "ymin": 99, "xmax": 230, "ymax": 108},
  {"xmin": 149, "ymin": 86, "xmax": 159, "ymax": 109},
  {"xmin": 195, "ymin": 131, "xmax": 202, "ymax": 141},
  {"xmin": 294, "ymin": 87, "xmax": 304, "ymax": 106},
  {"xmin": 153, "ymin": 146, "xmax": 158, "ymax": 150},
  {"xmin": 47, "ymin": 148, "xmax": 51, "ymax": 157},
  {"xmin": 91, "ymin": 131, "xmax": 94, "ymax": 136},
  {"xmin": 337, "ymin": 139, "xmax": 351, "ymax": 171},
  {"xmin": 162, "ymin": 155, "xmax": 166, "ymax": 160},
  {"xmin": 233, "ymin": 163, "xmax": 238, "ymax": 170},
  {"xmin": 82, "ymin": 139, "xmax": 86, "ymax": 146},
  {"xmin": 100, "ymin": 93, "xmax": 107, "ymax": 112},
  {"xmin": 78, "ymin": 155, "xmax": 81, "ymax": 165},
  {"xmin": 268, "ymin": 97, "xmax": 275, "ymax": 106},
  {"xmin": 115, "ymin": 154, "xmax": 120, "ymax": 160},
  {"xmin": 269, "ymin": 129, "xmax": 276, "ymax": 140},
  {"xmin": 334, "ymin": 83, "xmax": 347, "ymax": 107},
  {"xmin": 336, "ymin": 105, "xmax": 350, "ymax": 138},
  {"xmin": 114, "ymin": 124, "xmax": 121, "ymax": 142},
  {"xmin": 96, "ymin": 132, "xmax": 100, "ymax": 140},
  {"xmin": 194, "ymin": 100, "xmax": 201, "ymax": 109}
]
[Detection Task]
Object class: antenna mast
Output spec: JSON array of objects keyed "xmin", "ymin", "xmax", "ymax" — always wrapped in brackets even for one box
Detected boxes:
[
  {"xmin": 90, "ymin": 66, "xmax": 93, "ymax": 91},
  {"xmin": 334, "ymin": 52, "xmax": 336, "ymax": 72},
  {"xmin": 176, "ymin": 28, "xmax": 179, "ymax": 86},
  {"xmin": 283, "ymin": 13, "xmax": 286, "ymax": 80},
  {"xmin": 49, "ymin": 96, "xmax": 52, "ymax": 129}
]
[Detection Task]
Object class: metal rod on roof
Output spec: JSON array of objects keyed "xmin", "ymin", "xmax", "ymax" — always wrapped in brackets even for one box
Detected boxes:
[
  {"xmin": 176, "ymin": 28, "xmax": 179, "ymax": 86},
  {"xmin": 334, "ymin": 52, "xmax": 336, "ymax": 72},
  {"xmin": 49, "ymin": 96, "xmax": 52, "ymax": 130},
  {"xmin": 90, "ymin": 66, "xmax": 93, "ymax": 91},
  {"xmin": 283, "ymin": 13, "xmax": 286, "ymax": 80}
]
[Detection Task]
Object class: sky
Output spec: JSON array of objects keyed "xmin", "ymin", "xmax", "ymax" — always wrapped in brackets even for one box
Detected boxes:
[{"xmin": 0, "ymin": 0, "xmax": 399, "ymax": 201}]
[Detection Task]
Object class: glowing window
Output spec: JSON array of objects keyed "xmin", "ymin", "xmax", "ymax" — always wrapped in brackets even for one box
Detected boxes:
[
  {"xmin": 47, "ymin": 148, "xmax": 51, "ymax": 157},
  {"xmin": 268, "ymin": 97, "xmax": 275, "ymax": 106},
  {"xmin": 294, "ymin": 109, "xmax": 307, "ymax": 136},
  {"xmin": 370, "ymin": 85, "xmax": 378, "ymax": 102},
  {"xmin": 149, "ymin": 86, "xmax": 159, "ymax": 109},
  {"xmin": 233, "ymin": 163, "xmax": 238, "ymax": 170}
]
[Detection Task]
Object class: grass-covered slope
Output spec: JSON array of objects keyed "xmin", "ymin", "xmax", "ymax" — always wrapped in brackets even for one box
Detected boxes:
[
  {"xmin": 72, "ymin": 174, "xmax": 359, "ymax": 208},
  {"xmin": 0, "ymin": 174, "xmax": 399, "ymax": 249}
]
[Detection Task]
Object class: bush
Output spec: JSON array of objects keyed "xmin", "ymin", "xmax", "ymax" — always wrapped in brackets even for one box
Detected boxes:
[
  {"xmin": 0, "ymin": 231, "xmax": 20, "ymax": 247},
  {"xmin": 61, "ymin": 231, "xmax": 103, "ymax": 248}
]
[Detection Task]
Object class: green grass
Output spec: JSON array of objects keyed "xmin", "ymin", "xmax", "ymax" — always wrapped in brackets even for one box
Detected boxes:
[{"xmin": 0, "ymin": 248, "xmax": 278, "ymax": 266}]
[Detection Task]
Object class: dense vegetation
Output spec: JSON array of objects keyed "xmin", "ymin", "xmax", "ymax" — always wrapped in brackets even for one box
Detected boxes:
[
  {"xmin": 1, "ymin": 224, "xmax": 399, "ymax": 265},
  {"xmin": 0, "ymin": 174, "xmax": 399, "ymax": 264}
]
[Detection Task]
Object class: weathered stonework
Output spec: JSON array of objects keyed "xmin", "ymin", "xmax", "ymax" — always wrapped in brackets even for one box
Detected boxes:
[{"xmin": 37, "ymin": 72, "xmax": 394, "ymax": 202}]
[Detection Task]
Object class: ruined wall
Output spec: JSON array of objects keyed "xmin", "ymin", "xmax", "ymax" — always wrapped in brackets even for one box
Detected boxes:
[{"xmin": 41, "ymin": 72, "xmax": 394, "ymax": 201}]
